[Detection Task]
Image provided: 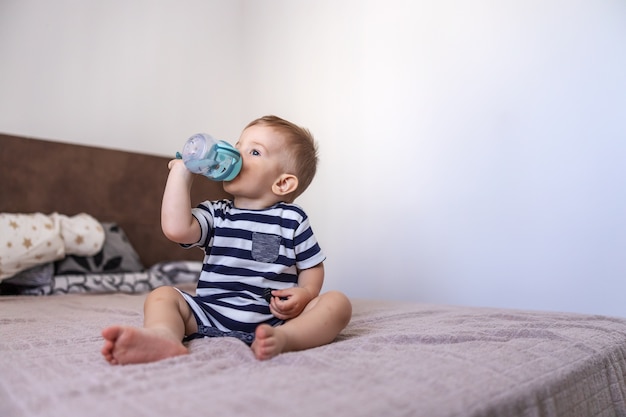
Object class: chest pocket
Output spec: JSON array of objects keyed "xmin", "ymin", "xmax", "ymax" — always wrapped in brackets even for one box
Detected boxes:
[{"xmin": 251, "ymin": 232, "xmax": 282, "ymax": 263}]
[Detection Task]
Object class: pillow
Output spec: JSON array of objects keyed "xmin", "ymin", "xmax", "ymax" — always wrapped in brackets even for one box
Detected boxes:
[
  {"xmin": 51, "ymin": 261, "xmax": 193, "ymax": 294},
  {"xmin": 0, "ymin": 212, "xmax": 106, "ymax": 281},
  {"xmin": 3, "ymin": 262, "xmax": 54, "ymax": 286},
  {"xmin": 0, "ymin": 261, "xmax": 195, "ymax": 296},
  {"xmin": 55, "ymin": 223, "xmax": 144, "ymax": 275},
  {"xmin": 150, "ymin": 261, "xmax": 203, "ymax": 284},
  {"xmin": 0, "ymin": 213, "xmax": 65, "ymax": 280},
  {"xmin": 51, "ymin": 270, "xmax": 170, "ymax": 295},
  {"xmin": 0, "ymin": 263, "xmax": 54, "ymax": 295},
  {"xmin": 59, "ymin": 213, "xmax": 105, "ymax": 256}
]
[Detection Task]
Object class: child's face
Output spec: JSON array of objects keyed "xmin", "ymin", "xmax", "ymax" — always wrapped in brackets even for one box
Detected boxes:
[{"xmin": 223, "ymin": 124, "xmax": 290, "ymax": 207}]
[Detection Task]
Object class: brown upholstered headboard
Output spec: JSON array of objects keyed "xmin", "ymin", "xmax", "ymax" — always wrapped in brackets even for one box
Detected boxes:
[{"xmin": 0, "ymin": 133, "xmax": 231, "ymax": 267}]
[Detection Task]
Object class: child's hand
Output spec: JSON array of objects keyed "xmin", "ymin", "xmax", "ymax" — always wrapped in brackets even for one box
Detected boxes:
[
  {"xmin": 269, "ymin": 287, "xmax": 314, "ymax": 320},
  {"xmin": 166, "ymin": 159, "xmax": 194, "ymax": 185},
  {"xmin": 168, "ymin": 158, "xmax": 186, "ymax": 171}
]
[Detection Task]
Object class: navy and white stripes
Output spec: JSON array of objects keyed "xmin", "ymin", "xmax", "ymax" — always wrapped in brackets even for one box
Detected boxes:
[{"xmin": 180, "ymin": 200, "xmax": 325, "ymax": 333}]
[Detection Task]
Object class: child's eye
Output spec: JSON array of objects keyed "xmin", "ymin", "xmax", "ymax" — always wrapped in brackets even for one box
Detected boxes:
[{"xmin": 250, "ymin": 149, "xmax": 261, "ymax": 156}]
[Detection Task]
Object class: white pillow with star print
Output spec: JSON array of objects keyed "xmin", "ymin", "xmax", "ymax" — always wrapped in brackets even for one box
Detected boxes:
[
  {"xmin": 0, "ymin": 212, "xmax": 65, "ymax": 281},
  {"xmin": 57, "ymin": 213, "xmax": 105, "ymax": 256},
  {"xmin": 0, "ymin": 212, "xmax": 105, "ymax": 281}
]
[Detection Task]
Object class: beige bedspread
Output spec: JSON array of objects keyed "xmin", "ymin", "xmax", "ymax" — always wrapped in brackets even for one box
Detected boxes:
[{"xmin": 2, "ymin": 291, "xmax": 626, "ymax": 417}]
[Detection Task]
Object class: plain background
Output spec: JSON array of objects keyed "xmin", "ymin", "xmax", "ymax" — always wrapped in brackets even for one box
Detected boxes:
[{"xmin": 1, "ymin": 0, "xmax": 625, "ymax": 316}]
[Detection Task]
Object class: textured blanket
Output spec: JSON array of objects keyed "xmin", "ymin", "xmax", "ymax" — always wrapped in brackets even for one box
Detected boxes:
[{"xmin": 1, "ymin": 291, "xmax": 626, "ymax": 417}]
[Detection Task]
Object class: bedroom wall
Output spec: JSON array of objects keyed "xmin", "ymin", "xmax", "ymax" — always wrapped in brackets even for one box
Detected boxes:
[
  {"xmin": 0, "ymin": 0, "xmax": 245, "ymax": 153},
  {"xmin": 242, "ymin": 1, "xmax": 626, "ymax": 318},
  {"xmin": 1, "ymin": 1, "xmax": 625, "ymax": 317}
]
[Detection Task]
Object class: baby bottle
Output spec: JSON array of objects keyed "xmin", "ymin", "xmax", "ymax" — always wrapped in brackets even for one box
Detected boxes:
[{"xmin": 176, "ymin": 133, "xmax": 242, "ymax": 181}]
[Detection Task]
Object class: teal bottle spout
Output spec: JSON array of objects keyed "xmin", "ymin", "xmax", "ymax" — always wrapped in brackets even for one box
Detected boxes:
[{"xmin": 176, "ymin": 133, "xmax": 242, "ymax": 181}]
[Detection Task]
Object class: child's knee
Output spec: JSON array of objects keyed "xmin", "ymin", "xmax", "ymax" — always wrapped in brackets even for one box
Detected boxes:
[
  {"xmin": 322, "ymin": 291, "xmax": 352, "ymax": 326},
  {"xmin": 146, "ymin": 285, "xmax": 183, "ymax": 304}
]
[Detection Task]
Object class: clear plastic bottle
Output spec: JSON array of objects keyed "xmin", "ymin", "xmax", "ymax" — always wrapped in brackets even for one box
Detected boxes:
[{"xmin": 176, "ymin": 133, "xmax": 242, "ymax": 181}]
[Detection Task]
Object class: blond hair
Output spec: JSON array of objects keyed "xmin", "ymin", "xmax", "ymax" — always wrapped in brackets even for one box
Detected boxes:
[{"xmin": 245, "ymin": 115, "xmax": 318, "ymax": 201}]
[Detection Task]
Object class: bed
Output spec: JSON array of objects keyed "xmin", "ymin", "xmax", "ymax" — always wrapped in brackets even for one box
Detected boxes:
[{"xmin": 1, "ymin": 133, "xmax": 626, "ymax": 417}]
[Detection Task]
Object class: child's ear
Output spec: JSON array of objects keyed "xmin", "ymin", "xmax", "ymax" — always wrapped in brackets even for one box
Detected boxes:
[{"xmin": 272, "ymin": 174, "xmax": 298, "ymax": 196}]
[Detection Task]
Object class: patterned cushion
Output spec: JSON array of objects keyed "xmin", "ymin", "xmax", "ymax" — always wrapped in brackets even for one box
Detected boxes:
[{"xmin": 54, "ymin": 223, "xmax": 144, "ymax": 275}]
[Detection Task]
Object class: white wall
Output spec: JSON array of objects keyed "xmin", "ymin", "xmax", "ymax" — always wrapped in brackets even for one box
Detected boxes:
[
  {"xmin": 1, "ymin": 1, "xmax": 625, "ymax": 317},
  {"xmin": 0, "ymin": 0, "xmax": 245, "ymax": 154}
]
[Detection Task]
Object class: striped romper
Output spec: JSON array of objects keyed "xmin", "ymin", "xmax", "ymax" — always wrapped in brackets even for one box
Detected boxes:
[{"xmin": 178, "ymin": 199, "xmax": 326, "ymax": 344}]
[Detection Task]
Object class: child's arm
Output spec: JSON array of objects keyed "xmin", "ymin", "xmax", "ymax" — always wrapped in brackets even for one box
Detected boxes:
[
  {"xmin": 161, "ymin": 159, "xmax": 201, "ymax": 245},
  {"xmin": 296, "ymin": 263, "xmax": 324, "ymax": 299},
  {"xmin": 269, "ymin": 263, "xmax": 324, "ymax": 320}
]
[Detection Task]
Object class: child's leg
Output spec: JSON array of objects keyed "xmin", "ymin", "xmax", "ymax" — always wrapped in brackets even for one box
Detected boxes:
[
  {"xmin": 101, "ymin": 286, "xmax": 198, "ymax": 365},
  {"xmin": 251, "ymin": 290, "xmax": 352, "ymax": 360}
]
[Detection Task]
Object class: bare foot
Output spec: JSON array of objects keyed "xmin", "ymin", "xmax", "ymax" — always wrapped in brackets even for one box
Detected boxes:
[
  {"xmin": 251, "ymin": 324, "xmax": 288, "ymax": 360},
  {"xmin": 101, "ymin": 325, "xmax": 188, "ymax": 365}
]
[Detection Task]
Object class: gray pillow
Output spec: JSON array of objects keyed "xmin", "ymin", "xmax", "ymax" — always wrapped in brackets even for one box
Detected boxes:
[
  {"xmin": 54, "ymin": 223, "xmax": 144, "ymax": 275},
  {"xmin": 0, "ymin": 263, "xmax": 54, "ymax": 295}
]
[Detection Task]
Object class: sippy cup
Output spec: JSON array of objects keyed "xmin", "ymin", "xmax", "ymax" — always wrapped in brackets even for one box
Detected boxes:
[{"xmin": 176, "ymin": 133, "xmax": 242, "ymax": 181}]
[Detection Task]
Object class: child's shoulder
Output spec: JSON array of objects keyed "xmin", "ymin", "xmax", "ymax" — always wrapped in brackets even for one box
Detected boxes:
[
  {"xmin": 211, "ymin": 199, "xmax": 235, "ymax": 208},
  {"xmin": 273, "ymin": 202, "xmax": 308, "ymax": 218},
  {"xmin": 198, "ymin": 199, "xmax": 233, "ymax": 210},
  {"xmin": 202, "ymin": 200, "xmax": 309, "ymax": 220}
]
